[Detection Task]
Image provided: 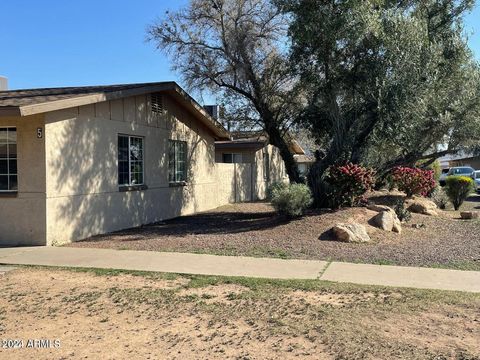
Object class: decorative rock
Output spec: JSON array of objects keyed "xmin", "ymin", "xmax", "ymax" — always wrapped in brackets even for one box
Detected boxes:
[
  {"xmin": 367, "ymin": 204, "xmax": 394, "ymax": 213},
  {"xmin": 405, "ymin": 197, "xmax": 438, "ymax": 216},
  {"xmin": 392, "ymin": 217, "xmax": 402, "ymax": 234},
  {"xmin": 372, "ymin": 211, "xmax": 394, "ymax": 231},
  {"xmin": 460, "ymin": 211, "xmax": 480, "ymax": 220},
  {"xmin": 371, "ymin": 210, "xmax": 402, "ymax": 234},
  {"xmin": 332, "ymin": 223, "xmax": 371, "ymax": 243}
]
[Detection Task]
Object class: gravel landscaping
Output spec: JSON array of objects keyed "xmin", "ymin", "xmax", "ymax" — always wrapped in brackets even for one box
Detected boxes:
[{"xmin": 69, "ymin": 193, "xmax": 480, "ymax": 270}]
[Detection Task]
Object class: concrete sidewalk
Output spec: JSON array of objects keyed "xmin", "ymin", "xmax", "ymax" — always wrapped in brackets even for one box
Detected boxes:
[{"xmin": 0, "ymin": 247, "xmax": 479, "ymax": 293}]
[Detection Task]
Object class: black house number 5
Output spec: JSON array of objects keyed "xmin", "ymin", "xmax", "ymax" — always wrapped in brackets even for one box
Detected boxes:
[{"xmin": 37, "ymin": 128, "xmax": 43, "ymax": 139}]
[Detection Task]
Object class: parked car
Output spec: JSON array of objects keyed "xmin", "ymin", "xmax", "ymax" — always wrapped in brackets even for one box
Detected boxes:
[
  {"xmin": 440, "ymin": 166, "xmax": 475, "ymax": 186},
  {"xmin": 440, "ymin": 166, "xmax": 475, "ymax": 187},
  {"xmin": 439, "ymin": 168, "xmax": 450, "ymax": 186},
  {"xmin": 475, "ymin": 171, "xmax": 480, "ymax": 193},
  {"xmin": 447, "ymin": 166, "xmax": 475, "ymax": 177}
]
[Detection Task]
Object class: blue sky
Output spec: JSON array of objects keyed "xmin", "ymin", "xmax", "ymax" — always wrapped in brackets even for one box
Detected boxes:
[
  {"xmin": 1, "ymin": 0, "xmax": 480, "ymax": 104},
  {"xmin": 0, "ymin": 1, "xmax": 189, "ymax": 89}
]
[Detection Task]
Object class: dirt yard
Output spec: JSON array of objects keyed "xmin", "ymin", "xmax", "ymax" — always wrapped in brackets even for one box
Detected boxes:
[
  {"xmin": 0, "ymin": 267, "xmax": 479, "ymax": 360},
  {"xmin": 69, "ymin": 193, "xmax": 480, "ymax": 270}
]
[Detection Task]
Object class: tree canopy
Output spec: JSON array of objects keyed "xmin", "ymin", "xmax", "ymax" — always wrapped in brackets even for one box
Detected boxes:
[
  {"xmin": 148, "ymin": 0, "xmax": 303, "ymax": 182},
  {"xmin": 280, "ymin": 0, "xmax": 480, "ymax": 204},
  {"xmin": 148, "ymin": 0, "xmax": 480, "ymax": 206}
]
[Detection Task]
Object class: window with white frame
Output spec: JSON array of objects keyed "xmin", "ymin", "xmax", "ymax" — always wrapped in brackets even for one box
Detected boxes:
[
  {"xmin": 168, "ymin": 140, "xmax": 187, "ymax": 183},
  {"xmin": 118, "ymin": 135, "xmax": 144, "ymax": 186},
  {"xmin": 222, "ymin": 153, "xmax": 242, "ymax": 164},
  {"xmin": 0, "ymin": 128, "xmax": 17, "ymax": 192}
]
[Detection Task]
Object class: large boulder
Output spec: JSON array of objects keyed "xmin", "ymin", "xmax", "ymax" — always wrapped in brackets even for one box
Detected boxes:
[
  {"xmin": 405, "ymin": 197, "xmax": 438, "ymax": 216},
  {"xmin": 392, "ymin": 217, "xmax": 402, "ymax": 234},
  {"xmin": 332, "ymin": 223, "xmax": 371, "ymax": 243},
  {"xmin": 367, "ymin": 204, "xmax": 393, "ymax": 213},
  {"xmin": 371, "ymin": 211, "xmax": 402, "ymax": 234},
  {"xmin": 460, "ymin": 211, "xmax": 480, "ymax": 220},
  {"xmin": 367, "ymin": 204, "xmax": 402, "ymax": 233}
]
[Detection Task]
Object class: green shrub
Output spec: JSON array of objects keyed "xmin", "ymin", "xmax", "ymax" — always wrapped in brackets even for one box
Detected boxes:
[
  {"xmin": 394, "ymin": 199, "xmax": 412, "ymax": 222},
  {"xmin": 270, "ymin": 183, "xmax": 313, "ymax": 217},
  {"xmin": 429, "ymin": 186, "xmax": 449, "ymax": 210},
  {"xmin": 324, "ymin": 162, "xmax": 376, "ymax": 208},
  {"xmin": 266, "ymin": 181, "xmax": 288, "ymax": 201},
  {"xmin": 445, "ymin": 176, "xmax": 474, "ymax": 210}
]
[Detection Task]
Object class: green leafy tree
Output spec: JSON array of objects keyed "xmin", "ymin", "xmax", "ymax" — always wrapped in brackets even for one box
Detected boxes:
[{"xmin": 281, "ymin": 0, "xmax": 480, "ymax": 206}]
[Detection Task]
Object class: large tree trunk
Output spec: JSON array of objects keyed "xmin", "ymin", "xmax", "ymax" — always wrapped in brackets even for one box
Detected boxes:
[
  {"xmin": 308, "ymin": 160, "xmax": 328, "ymax": 207},
  {"xmin": 266, "ymin": 126, "xmax": 301, "ymax": 184},
  {"xmin": 307, "ymin": 149, "xmax": 339, "ymax": 208},
  {"xmin": 255, "ymin": 99, "xmax": 301, "ymax": 184}
]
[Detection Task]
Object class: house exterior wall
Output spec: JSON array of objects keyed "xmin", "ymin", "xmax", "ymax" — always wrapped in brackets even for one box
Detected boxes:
[
  {"xmin": 215, "ymin": 144, "xmax": 288, "ymax": 202},
  {"xmin": 0, "ymin": 114, "xmax": 46, "ymax": 246},
  {"xmin": 215, "ymin": 149, "xmax": 256, "ymax": 163},
  {"xmin": 255, "ymin": 144, "xmax": 288, "ymax": 199},
  {"xmin": 449, "ymin": 157, "xmax": 480, "ymax": 170},
  {"xmin": 215, "ymin": 163, "xmax": 237, "ymax": 204},
  {"xmin": 1, "ymin": 96, "xmax": 289, "ymax": 246},
  {"xmin": 44, "ymin": 94, "xmax": 221, "ymax": 245}
]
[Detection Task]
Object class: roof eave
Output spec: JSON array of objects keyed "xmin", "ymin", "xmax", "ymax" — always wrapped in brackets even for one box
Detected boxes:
[
  {"xmin": 0, "ymin": 106, "xmax": 21, "ymax": 116},
  {"xmin": 166, "ymin": 84, "xmax": 230, "ymax": 140},
  {"xmin": 16, "ymin": 82, "xmax": 178, "ymax": 117},
  {"xmin": 1, "ymin": 81, "xmax": 229, "ymax": 139},
  {"xmin": 215, "ymin": 140, "xmax": 266, "ymax": 150}
]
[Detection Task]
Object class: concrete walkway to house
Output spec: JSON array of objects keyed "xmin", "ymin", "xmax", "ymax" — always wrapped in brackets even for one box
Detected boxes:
[{"xmin": 0, "ymin": 246, "xmax": 479, "ymax": 293}]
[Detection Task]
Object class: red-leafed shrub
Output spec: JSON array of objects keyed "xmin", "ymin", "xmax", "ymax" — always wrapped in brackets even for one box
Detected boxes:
[
  {"xmin": 325, "ymin": 162, "xmax": 376, "ymax": 208},
  {"xmin": 391, "ymin": 166, "xmax": 436, "ymax": 197}
]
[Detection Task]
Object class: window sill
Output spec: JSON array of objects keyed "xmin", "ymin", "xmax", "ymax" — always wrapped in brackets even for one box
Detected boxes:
[
  {"xmin": 169, "ymin": 181, "xmax": 187, "ymax": 187},
  {"xmin": 119, "ymin": 185, "xmax": 148, "ymax": 192},
  {"xmin": 0, "ymin": 191, "xmax": 18, "ymax": 198}
]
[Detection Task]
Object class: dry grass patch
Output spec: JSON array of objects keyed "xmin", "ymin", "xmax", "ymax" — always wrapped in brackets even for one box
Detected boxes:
[
  {"xmin": 178, "ymin": 284, "xmax": 249, "ymax": 304},
  {"xmin": 0, "ymin": 267, "xmax": 479, "ymax": 360}
]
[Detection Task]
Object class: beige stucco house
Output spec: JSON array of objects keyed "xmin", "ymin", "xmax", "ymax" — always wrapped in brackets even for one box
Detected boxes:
[
  {"xmin": 448, "ymin": 155, "xmax": 480, "ymax": 170},
  {"xmin": 215, "ymin": 133, "xmax": 288, "ymax": 202},
  {"xmin": 0, "ymin": 82, "xmax": 248, "ymax": 246},
  {"xmin": 215, "ymin": 131, "xmax": 310, "ymax": 200}
]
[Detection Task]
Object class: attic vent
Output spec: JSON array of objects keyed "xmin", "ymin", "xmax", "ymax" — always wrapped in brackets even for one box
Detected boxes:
[{"xmin": 151, "ymin": 93, "xmax": 164, "ymax": 114}]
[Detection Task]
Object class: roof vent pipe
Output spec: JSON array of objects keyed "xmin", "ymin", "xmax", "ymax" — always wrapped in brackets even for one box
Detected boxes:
[
  {"xmin": 203, "ymin": 105, "xmax": 220, "ymax": 119},
  {"xmin": 0, "ymin": 76, "xmax": 8, "ymax": 91}
]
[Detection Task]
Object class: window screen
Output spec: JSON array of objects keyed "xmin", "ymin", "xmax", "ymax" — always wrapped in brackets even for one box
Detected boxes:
[
  {"xmin": 118, "ymin": 135, "xmax": 144, "ymax": 186},
  {"xmin": 222, "ymin": 153, "xmax": 242, "ymax": 163},
  {"xmin": 169, "ymin": 140, "xmax": 187, "ymax": 183},
  {"xmin": 0, "ymin": 128, "xmax": 17, "ymax": 191}
]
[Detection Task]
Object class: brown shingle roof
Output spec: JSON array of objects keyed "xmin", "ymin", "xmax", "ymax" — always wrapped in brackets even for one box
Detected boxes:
[
  {"xmin": 220, "ymin": 130, "xmax": 305, "ymax": 155},
  {"xmin": 0, "ymin": 83, "xmax": 163, "ymax": 107},
  {"xmin": 0, "ymin": 82, "xmax": 230, "ymax": 139}
]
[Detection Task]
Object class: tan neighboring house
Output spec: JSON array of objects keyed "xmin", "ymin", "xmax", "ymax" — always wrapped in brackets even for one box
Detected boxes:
[
  {"xmin": 448, "ymin": 154, "xmax": 480, "ymax": 170},
  {"xmin": 215, "ymin": 135, "xmax": 286, "ymax": 202},
  {"xmin": 0, "ymin": 82, "xmax": 239, "ymax": 246},
  {"xmin": 214, "ymin": 131, "xmax": 305, "ymax": 201},
  {"xmin": 294, "ymin": 154, "xmax": 314, "ymax": 177}
]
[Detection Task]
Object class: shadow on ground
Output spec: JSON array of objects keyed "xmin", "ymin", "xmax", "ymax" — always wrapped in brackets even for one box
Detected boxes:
[{"xmin": 86, "ymin": 209, "xmax": 293, "ymax": 241}]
